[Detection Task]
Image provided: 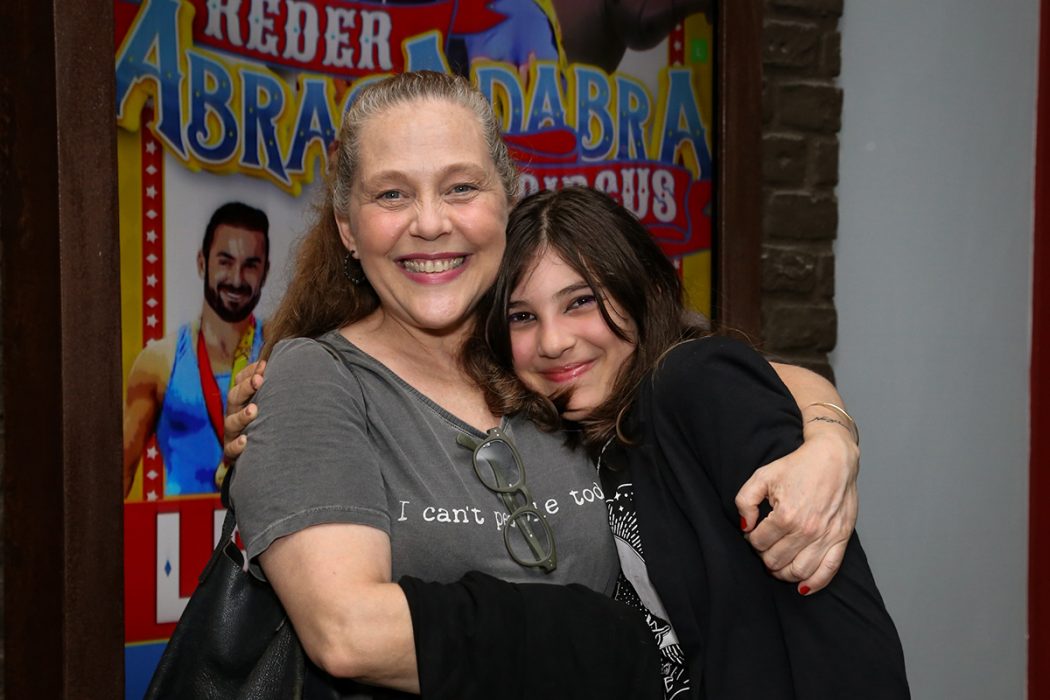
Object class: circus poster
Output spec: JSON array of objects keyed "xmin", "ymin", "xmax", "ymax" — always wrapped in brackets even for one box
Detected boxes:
[{"xmin": 115, "ymin": 0, "xmax": 714, "ymax": 695}]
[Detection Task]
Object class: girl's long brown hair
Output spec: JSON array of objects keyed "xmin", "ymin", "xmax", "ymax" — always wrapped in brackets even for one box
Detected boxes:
[
  {"xmin": 462, "ymin": 187, "xmax": 710, "ymax": 455},
  {"xmin": 263, "ymin": 71, "xmax": 519, "ymax": 356}
]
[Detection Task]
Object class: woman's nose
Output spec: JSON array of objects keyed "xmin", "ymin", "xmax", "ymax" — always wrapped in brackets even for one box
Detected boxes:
[{"xmin": 412, "ymin": 196, "xmax": 451, "ymax": 240}]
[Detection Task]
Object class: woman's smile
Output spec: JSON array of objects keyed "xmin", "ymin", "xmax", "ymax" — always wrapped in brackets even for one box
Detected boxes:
[{"xmin": 398, "ymin": 254, "xmax": 467, "ymax": 275}]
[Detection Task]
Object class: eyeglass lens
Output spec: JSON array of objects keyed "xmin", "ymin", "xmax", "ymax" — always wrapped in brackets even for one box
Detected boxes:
[
  {"xmin": 504, "ymin": 508, "xmax": 554, "ymax": 567},
  {"xmin": 474, "ymin": 439, "xmax": 523, "ymax": 492}
]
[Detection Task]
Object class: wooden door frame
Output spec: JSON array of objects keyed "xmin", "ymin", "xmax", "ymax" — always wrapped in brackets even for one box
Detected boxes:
[
  {"xmin": 715, "ymin": 0, "xmax": 764, "ymax": 338},
  {"xmin": 0, "ymin": 0, "xmax": 124, "ymax": 697}
]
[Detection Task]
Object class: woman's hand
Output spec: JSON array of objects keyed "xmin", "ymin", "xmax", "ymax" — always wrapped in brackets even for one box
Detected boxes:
[
  {"xmin": 738, "ymin": 362, "xmax": 861, "ymax": 595},
  {"xmin": 736, "ymin": 416, "xmax": 858, "ymax": 594},
  {"xmin": 223, "ymin": 360, "xmax": 266, "ymax": 463}
]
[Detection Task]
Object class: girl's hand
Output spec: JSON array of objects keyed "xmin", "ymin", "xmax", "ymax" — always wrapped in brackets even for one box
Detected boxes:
[{"xmin": 223, "ymin": 360, "xmax": 266, "ymax": 463}]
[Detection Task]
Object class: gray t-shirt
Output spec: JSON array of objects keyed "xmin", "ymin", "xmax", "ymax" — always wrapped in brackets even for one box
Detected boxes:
[{"xmin": 231, "ymin": 331, "xmax": 619, "ymax": 594}]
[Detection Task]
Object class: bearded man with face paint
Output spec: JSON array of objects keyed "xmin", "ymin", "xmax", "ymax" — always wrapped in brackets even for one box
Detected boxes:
[{"xmin": 122, "ymin": 202, "xmax": 270, "ymax": 498}]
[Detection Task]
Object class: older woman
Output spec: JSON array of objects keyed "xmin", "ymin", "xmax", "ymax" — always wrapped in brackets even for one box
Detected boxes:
[{"xmin": 228, "ymin": 71, "xmax": 861, "ymax": 698}]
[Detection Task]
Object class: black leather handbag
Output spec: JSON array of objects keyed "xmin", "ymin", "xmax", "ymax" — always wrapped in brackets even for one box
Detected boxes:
[{"xmin": 143, "ymin": 507, "xmax": 306, "ymax": 699}]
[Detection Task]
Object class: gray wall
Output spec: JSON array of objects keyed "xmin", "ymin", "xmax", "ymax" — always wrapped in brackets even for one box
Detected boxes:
[{"xmin": 834, "ymin": 1, "xmax": 1037, "ymax": 697}]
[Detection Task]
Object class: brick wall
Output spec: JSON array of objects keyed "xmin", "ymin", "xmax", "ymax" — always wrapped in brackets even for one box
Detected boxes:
[{"xmin": 760, "ymin": 0, "xmax": 843, "ymax": 379}]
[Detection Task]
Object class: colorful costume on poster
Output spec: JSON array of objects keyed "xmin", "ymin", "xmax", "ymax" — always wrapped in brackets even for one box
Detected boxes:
[
  {"xmin": 459, "ymin": 0, "xmax": 561, "ymax": 67},
  {"xmin": 155, "ymin": 321, "xmax": 264, "ymax": 495}
]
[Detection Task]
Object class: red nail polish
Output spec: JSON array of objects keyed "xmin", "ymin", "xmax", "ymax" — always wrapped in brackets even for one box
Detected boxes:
[
  {"xmin": 740, "ymin": 516, "xmax": 747, "ymax": 531},
  {"xmin": 799, "ymin": 585, "xmax": 811, "ymax": 596}
]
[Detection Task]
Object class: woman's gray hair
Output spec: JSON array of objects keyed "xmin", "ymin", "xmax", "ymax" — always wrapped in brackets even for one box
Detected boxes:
[{"xmin": 330, "ymin": 71, "xmax": 519, "ymax": 216}]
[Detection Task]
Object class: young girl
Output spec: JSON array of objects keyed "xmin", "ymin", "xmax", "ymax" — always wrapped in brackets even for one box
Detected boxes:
[{"xmin": 468, "ymin": 186, "xmax": 910, "ymax": 699}]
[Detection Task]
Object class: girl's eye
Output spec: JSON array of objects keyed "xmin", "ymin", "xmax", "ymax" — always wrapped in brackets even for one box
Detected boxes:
[
  {"xmin": 507, "ymin": 311, "xmax": 534, "ymax": 325},
  {"xmin": 568, "ymin": 294, "xmax": 597, "ymax": 310}
]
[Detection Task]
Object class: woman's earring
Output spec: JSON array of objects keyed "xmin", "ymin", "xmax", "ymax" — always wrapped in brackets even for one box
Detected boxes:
[{"xmin": 343, "ymin": 251, "xmax": 366, "ymax": 285}]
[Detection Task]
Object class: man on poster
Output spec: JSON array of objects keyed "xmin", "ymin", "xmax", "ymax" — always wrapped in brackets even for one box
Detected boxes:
[{"xmin": 123, "ymin": 202, "xmax": 269, "ymax": 499}]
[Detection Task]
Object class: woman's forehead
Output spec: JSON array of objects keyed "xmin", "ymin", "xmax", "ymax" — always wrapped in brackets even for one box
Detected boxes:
[
  {"xmin": 365, "ymin": 96, "xmax": 480, "ymax": 132},
  {"xmin": 355, "ymin": 99, "xmax": 491, "ymax": 171}
]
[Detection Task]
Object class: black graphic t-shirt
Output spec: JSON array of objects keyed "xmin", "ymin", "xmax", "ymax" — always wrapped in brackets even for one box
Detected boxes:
[
  {"xmin": 602, "ymin": 462, "xmax": 694, "ymax": 700},
  {"xmin": 606, "ymin": 337, "xmax": 909, "ymax": 699}
]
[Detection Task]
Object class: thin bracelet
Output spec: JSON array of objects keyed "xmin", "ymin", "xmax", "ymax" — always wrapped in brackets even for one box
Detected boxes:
[{"xmin": 806, "ymin": 401, "xmax": 859, "ymax": 446}]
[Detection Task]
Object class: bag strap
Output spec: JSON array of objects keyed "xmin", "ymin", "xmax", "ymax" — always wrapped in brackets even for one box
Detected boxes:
[
  {"xmin": 197, "ymin": 508, "xmax": 239, "ymax": 584},
  {"xmin": 219, "ymin": 506, "xmax": 237, "ymax": 544},
  {"xmin": 220, "ymin": 458, "xmax": 235, "ymax": 509}
]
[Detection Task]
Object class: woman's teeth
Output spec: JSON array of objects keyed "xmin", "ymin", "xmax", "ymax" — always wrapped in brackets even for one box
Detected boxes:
[{"xmin": 402, "ymin": 257, "xmax": 465, "ymax": 273}]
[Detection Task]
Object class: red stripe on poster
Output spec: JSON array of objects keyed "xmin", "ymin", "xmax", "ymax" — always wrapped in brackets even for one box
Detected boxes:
[
  {"xmin": 669, "ymin": 22, "xmax": 685, "ymax": 66},
  {"xmin": 141, "ymin": 110, "xmax": 165, "ymax": 498},
  {"xmin": 141, "ymin": 113, "xmax": 164, "ymax": 344}
]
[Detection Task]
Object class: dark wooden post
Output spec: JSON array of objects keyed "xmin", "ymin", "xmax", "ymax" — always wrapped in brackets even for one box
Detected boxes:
[
  {"xmin": 0, "ymin": 0, "xmax": 124, "ymax": 696},
  {"xmin": 715, "ymin": 0, "xmax": 764, "ymax": 338}
]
